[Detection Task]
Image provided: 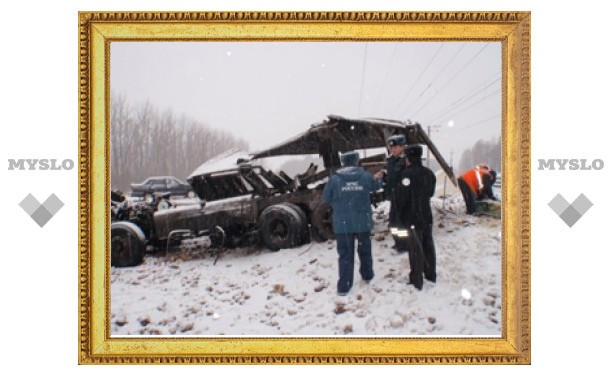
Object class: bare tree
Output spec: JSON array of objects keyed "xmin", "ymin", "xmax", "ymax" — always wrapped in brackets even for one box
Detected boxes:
[
  {"xmin": 110, "ymin": 93, "xmax": 248, "ymax": 193},
  {"xmin": 457, "ymin": 136, "xmax": 501, "ymax": 173}
]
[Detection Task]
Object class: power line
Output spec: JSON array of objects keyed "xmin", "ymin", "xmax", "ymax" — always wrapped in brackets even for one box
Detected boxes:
[
  {"xmin": 390, "ymin": 43, "xmax": 446, "ymax": 118},
  {"xmin": 448, "ymin": 112, "xmax": 501, "ymax": 131},
  {"xmin": 429, "ymin": 72, "xmax": 501, "ymax": 124},
  {"xmin": 399, "ymin": 43, "xmax": 466, "ymax": 118},
  {"xmin": 411, "ymin": 43, "xmax": 491, "ymax": 119},
  {"xmin": 373, "ymin": 42, "xmax": 399, "ymax": 115},
  {"xmin": 357, "ymin": 42, "xmax": 369, "ymax": 117},
  {"xmin": 430, "ymin": 86, "xmax": 501, "ymax": 126}
]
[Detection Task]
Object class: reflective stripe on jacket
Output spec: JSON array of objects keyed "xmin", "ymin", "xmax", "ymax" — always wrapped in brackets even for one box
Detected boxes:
[{"xmin": 459, "ymin": 166, "xmax": 493, "ymax": 195}]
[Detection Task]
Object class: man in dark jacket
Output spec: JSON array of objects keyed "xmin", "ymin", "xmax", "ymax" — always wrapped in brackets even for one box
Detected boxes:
[
  {"xmin": 323, "ymin": 151, "xmax": 383, "ymax": 296},
  {"xmin": 376, "ymin": 134, "xmax": 408, "ymax": 253},
  {"xmin": 394, "ymin": 144, "xmax": 437, "ymax": 290}
]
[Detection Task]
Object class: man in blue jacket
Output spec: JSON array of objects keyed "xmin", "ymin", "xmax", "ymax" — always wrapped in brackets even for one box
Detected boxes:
[{"xmin": 323, "ymin": 151, "xmax": 383, "ymax": 296}]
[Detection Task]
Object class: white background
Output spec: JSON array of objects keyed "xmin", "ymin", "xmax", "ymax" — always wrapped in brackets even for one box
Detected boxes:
[{"xmin": 1, "ymin": 0, "xmax": 610, "ymax": 376}]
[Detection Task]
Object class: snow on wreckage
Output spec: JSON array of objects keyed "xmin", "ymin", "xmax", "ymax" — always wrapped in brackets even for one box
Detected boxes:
[{"xmin": 110, "ymin": 115, "xmax": 457, "ymax": 267}]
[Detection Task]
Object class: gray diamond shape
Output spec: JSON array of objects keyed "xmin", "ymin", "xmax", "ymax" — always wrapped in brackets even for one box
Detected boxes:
[
  {"xmin": 19, "ymin": 194, "xmax": 41, "ymax": 216},
  {"xmin": 548, "ymin": 193, "xmax": 569, "ymax": 216},
  {"xmin": 571, "ymin": 193, "xmax": 593, "ymax": 215},
  {"xmin": 42, "ymin": 194, "xmax": 64, "ymax": 215},
  {"xmin": 559, "ymin": 205, "xmax": 582, "ymax": 228},
  {"xmin": 30, "ymin": 206, "xmax": 53, "ymax": 227},
  {"xmin": 19, "ymin": 193, "xmax": 65, "ymax": 227}
]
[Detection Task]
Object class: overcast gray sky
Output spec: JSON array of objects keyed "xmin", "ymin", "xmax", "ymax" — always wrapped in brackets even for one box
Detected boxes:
[{"xmin": 111, "ymin": 41, "xmax": 501, "ymax": 167}]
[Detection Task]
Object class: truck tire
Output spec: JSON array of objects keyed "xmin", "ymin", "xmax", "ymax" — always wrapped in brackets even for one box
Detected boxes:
[
  {"xmin": 111, "ymin": 221, "xmax": 146, "ymax": 267},
  {"xmin": 258, "ymin": 203, "xmax": 307, "ymax": 251},
  {"xmin": 311, "ymin": 202, "xmax": 335, "ymax": 242},
  {"xmin": 283, "ymin": 203, "xmax": 310, "ymax": 244}
]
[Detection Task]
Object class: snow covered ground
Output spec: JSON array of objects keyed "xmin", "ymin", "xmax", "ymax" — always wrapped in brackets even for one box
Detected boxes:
[{"xmin": 110, "ymin": 194, "xmax": 502, "ymax": 337}]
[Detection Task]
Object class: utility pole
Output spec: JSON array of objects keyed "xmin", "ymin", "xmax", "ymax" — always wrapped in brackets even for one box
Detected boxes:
[
  {"xmin": 426, "ymin": 125, "xmax": 441, "ymax": 168},
  {"xmin": 442, "ymin": 148, "xmax": 454, "ymax": 212}
]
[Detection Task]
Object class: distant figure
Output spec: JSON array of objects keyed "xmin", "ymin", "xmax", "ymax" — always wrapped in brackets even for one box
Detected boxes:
[
  {"xmin": 394, "ymin": 144, "xmax": 437, "ymax": 290},
  {"xmin": 457, "ymin": 164, "xmax": 499, "ymax": 215},
  {"xmin": 323, "ymin": 151, "xmax": 382, "ymax": 296},
  {"xmin": 375, "ymin": 134, "xmax": 408, "ymax": 253}
]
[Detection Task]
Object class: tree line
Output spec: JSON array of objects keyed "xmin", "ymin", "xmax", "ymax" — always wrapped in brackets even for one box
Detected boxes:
[
  {"xmin": 457, "ymin": 136, "xmax": 502, "ymax": 174},
  {"xmin": 111, "ymin": 94, "xmax": 248, "ymax": 193}
]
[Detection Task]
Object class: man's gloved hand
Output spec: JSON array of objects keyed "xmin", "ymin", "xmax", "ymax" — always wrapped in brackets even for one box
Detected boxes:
[{"xmin": 374, "ymin": 170, "xmax": 386, "ymax": 180}]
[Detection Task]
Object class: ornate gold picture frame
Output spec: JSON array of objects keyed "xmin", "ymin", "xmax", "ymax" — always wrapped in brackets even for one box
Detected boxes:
[{"xmin": 78, "ymin": 11, "xmax": 530, "ymax": 364}]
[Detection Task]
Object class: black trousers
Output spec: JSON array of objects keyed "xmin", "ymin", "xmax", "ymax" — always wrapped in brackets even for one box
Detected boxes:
[
  {"xmin": 458, "ymin": 178, "xmax": 476, "ymax": 215},
  {"xmin": 403, "ymin": 225, "xmax": 436, "ymax": 290}
]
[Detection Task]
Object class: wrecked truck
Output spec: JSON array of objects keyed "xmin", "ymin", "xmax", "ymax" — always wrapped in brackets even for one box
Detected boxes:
[{"xmin": 110, "ymin": 115, "xmax": 456, "ymax": 267}]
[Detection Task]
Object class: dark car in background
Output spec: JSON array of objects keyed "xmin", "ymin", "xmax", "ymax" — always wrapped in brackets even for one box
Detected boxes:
[{"xmin": 129, "ymin": 176, "xmax": 195, "ymax": 199}]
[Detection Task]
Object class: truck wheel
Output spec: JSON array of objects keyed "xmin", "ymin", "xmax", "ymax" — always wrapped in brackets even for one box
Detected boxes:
[
  {"xmin": 311, "ymin": 202, "xmax": 335, "ymax": 242},
  {"xmin": 283, "ymin": 203, "xmax": 310, "ymax": 244},
  {"xmin": 111, "ymin": 221, "xmax": 146, "ymax": 267},
  {"xmin": 258, "ymin": 204, "xmax": 306, "ymax": 251}
]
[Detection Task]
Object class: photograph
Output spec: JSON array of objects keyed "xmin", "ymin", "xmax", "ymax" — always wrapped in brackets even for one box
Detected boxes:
[
  {"xmin": 79, "ymin": 11, "xmax": 530, "ymax": 363},
  {"xmin": 109, "ymin": 41, "xmax": 503, "ymax": 337}
]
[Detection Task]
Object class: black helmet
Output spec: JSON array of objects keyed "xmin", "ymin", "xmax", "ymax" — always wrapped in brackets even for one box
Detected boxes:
[
  {"xmin": 405, "ymin": 144, "xmax": 423, "ymax": 158},
  {"xmin": 387, "ymin": 134, "xmax": 406, "ymax": 147},
  {"xmin": 340, "ymin": 151, "xmax": 360, "ymax": 166}
]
